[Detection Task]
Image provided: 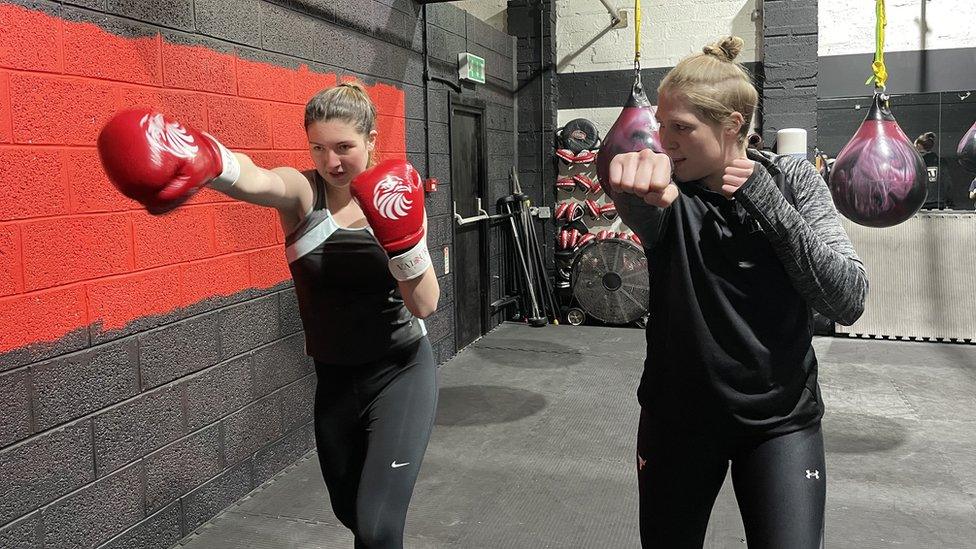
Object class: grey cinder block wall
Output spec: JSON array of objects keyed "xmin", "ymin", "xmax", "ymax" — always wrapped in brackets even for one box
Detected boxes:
[
  {"xmin": 0, "ymin": 0, "xmax": 517, "ymax": 547},
  {"xmin": 760, "ymin": 0, "xmax": 818, "ymax": 153}
]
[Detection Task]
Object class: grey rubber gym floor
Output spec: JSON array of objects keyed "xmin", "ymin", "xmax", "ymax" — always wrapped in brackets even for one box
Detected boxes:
[{"xmin": 174, "ymin": 323, "xmax": 976, "ymax": 548}]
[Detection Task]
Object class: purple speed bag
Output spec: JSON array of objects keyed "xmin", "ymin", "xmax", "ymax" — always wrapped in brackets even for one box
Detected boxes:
[
  {"xmin": 596, "ymin": 84, "xmax": 662, "ymax": 188},
  {"xmin": 956, "ymin": 120, "xmax": 976, "ymax": 172},
  {"xmin": 827, "ymin": 92, "xmax": 927, "ymax": 228}
]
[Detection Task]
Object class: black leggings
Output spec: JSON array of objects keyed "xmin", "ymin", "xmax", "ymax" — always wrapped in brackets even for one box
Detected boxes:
[
  {"xmin": 637, "ymin": 409, "xmax": 826, "ymax": 549},
  {"xmin": 313, "ymin": 338, "xmax": 438, "ymax": 549}
]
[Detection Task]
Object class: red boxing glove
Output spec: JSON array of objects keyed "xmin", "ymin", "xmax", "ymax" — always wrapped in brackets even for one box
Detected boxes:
[
  {"xmin": 555, "ymin": 201, "xmax": 570, "ymax": 221},
  {"xmin": 588, "ymin": 179, "xmax": 602, "ymax": 195},
  {"xmin": 350, "ymin": 159, "xmax": 431, "ymax": 281},
  {"xmin": 584, "ymin": 199, "xmax": 601, "ymax": 219},
  {"xmin": 574, "ymin": 150, "xmax": 596, "ymax": 165},
  {"xmin": 568, "ymin": 228, "xmax": 581, "ymax": 248},
  {"xmin": 97, "ymin": 109, "xmax": 239, "ymax": 215},
  {"xmin": 556, "ymin": 228, "xmax": 580, "ymax": 260},
  {"xmin": 565, "ymin": 202, "xmax": 585, "ymax": 222},
  {"xmin": 555, "ymin": 148, "xmax": 577, "ymax": 165},
  {"xmin": 555, "ymin": 201, "xmax": 584, "ymax": 222},
  {"xmin": 572, "ymin": 174, "xmax": 596, "ymax": 194},
  {"xmin": 558, "ymin": 228, "xmax": 574, "ymax": 250},
  {"xmin": 556, "ymin": 177, "xmax": 577, "ymax": 193}
]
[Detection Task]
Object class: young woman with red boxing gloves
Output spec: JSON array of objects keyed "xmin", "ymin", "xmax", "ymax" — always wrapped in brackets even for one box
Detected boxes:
[
  {"xmin": 605, "ymin": 37, "xmax": 868, "ymax": 548},
  {"xmin": 98, "ymin": 82, "xmax": 438, "ymax": 549}
]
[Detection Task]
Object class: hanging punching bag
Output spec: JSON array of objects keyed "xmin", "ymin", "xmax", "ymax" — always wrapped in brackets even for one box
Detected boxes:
[
  {"xmin": 957, "ymin": 120, "xmax": 976, "ymax": 172},
  {"xmin": 596, "ymin": 82, "xmax": 662, "ymax": 188},
  {"xmin": 827, "ymin": 92, "xmax": 927, "ymax": 228}
]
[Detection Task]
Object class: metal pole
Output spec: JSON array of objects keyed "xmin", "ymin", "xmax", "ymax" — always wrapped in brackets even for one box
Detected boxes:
[
  {"xmin": 525, "ymin": 204, "xmax": 560, "ymax": 323},
  {"xmin": 502, "ymin": 199, "xmax": 546, "ymax": 327},
  {"xmin": 597, "ymin": 0, "xmax": 622, "ymax": 26}
]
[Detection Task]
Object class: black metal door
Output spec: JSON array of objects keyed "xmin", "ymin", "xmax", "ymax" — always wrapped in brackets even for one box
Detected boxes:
[{"xmin": 450, "ymin": 103, "xmax": 488, "ymax": 349}]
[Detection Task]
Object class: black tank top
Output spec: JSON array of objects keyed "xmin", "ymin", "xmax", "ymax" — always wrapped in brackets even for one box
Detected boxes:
[{"xmin": 284, "ymin": 170, "xmax": 425, "ymax": 365}]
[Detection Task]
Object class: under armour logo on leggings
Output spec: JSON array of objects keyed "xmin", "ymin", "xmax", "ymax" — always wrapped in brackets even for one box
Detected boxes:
[
  {"xmin": 805, "ymin": 469, "xmax": 820, "ymax": 480},
  {"xmin": 637, "ymin": 454, "xmax": 647, "ymax": 471}
]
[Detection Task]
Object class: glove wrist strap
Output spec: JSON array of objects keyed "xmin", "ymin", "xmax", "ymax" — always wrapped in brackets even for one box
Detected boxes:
[
  {"xmin": 208, "ymin": 137, "xmax": 241, "ymax": 191},
  {"xmin": 389, "ymin": 238, "xmax": 431, "ymax": 281}
]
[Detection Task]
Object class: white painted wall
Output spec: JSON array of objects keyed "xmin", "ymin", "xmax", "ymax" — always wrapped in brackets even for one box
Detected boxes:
[
  {"xmin": 819, "ymin": 0, "xmax": 976, "ymax": 56},
  {"xmin": 556, "ymin": 0, "xmax": 760, "ymax": 73},
  {"xmin": 456, "ymin": 0, "xmax": 509, "ymax": 33},
  {"xmin": 553, "ymin": 1, "xmax": 760, "ymax": 242},
  {"xmin": 555, "ymin": 0, "xmax": 762, "ymax": 139}
]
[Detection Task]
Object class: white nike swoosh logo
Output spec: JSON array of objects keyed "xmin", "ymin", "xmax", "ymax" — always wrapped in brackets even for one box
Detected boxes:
[{"xmin": 391, "ymin": 461, "xmax": 410, "ymax": 468}]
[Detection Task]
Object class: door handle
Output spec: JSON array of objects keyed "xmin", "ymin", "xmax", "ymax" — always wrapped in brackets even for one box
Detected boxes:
[{"xmin": 454, "ymin": 197, "xmax": 508, "ymax": 226}]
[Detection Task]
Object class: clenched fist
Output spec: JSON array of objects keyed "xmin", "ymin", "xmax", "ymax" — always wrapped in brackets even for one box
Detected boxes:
[{"xmin": 607, "ymin": 148, "xmax": 679, "ymax": 208}]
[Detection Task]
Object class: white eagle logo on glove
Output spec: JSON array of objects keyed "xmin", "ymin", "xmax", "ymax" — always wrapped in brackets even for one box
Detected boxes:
[
  {"xmin": 141, "ymin": 113, "xmax": 199, "ymax": 159},
  {"xmin": 373, "ymin": 175, "xmax": 414, "ymax": 220}
]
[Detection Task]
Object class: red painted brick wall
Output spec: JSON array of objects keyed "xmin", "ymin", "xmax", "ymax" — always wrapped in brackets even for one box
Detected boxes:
[{"xmin": 0, "ymin": 2, "xmax": 407, "ymax": 354}]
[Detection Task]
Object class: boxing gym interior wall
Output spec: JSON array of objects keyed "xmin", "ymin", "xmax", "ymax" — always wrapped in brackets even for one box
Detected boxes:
[
  {"xmin": 551, "ymin": 0, "xmax": 762, "ymax": 246},
  {"xmin": 819, "ymin": 0, "xmax": 976, "ymax": 97},
  {"xmin": 546, "ymin": 0, "xmax": 976, "ymax": 341},
  {"xmin": 815, "ymin": 0, "xmax": 976, "ymax": 343},
  {"xmin": 555, "ymin": 0, "xmax": 761, "ymax": 132},
  {"xmin": 0, "ymin": 1, "xmax": 517, "ymax": 547},
  {"xmin": 817, "ymin": 0, "xmax": 976, "ymax": 211},
  {"xmin": 460, "ymin": 0, "xmax": 508, "ymax": 33}
]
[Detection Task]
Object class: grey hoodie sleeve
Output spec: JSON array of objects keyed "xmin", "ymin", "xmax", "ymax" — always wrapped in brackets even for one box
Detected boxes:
[
  {"xmin": 735, "ymin": 158, "xmax": 869, "ymax": 326},
  {"xmin": 601, "ymin": 185, "xmax": 671, "ymax": 251}
]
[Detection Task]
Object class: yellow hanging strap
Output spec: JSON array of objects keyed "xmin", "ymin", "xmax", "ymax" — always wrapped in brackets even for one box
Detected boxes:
[
  {"xmin": 632, "ymin": 0, "xmax": 643, "ymax": 92},
  {"xmin": 634, "ymin": 0, "xmax": 642, "ymax": 66},
  {"xmin": 866, "ymin": 0, "xmax": 888, "ymax": 88}
]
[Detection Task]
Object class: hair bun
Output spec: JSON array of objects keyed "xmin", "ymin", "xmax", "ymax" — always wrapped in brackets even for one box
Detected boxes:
[
  {"xmin": 703, "ymin": 36, "xmax": 744, "ymax": 62},
  {"xmin": 338, "ymin": 81, "xmax": 368, "ymax": 94},
  {"xmin": 915, "ymin": 131, "xmax": 936, "ymax": 150}
]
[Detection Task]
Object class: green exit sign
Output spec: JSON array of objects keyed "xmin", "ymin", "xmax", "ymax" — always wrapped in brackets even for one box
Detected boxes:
[{"xmin": 458, "ymin": 52, "xmax": 486, "ymax": 84}]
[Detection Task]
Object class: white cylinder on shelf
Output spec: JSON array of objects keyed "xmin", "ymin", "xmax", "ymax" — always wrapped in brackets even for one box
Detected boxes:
[{"xmin": 776, "ymin": 128, "xmax": 808, "ymax": 160}]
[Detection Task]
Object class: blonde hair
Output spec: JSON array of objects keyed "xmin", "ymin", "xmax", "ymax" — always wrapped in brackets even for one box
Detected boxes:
[
  {"xmin": 658, "ymin": 36, "xmax": 758, "ymax": 143},
  {"xmin": 305, "ymin": 81, "xmax": 378, "ymax": 166}
]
